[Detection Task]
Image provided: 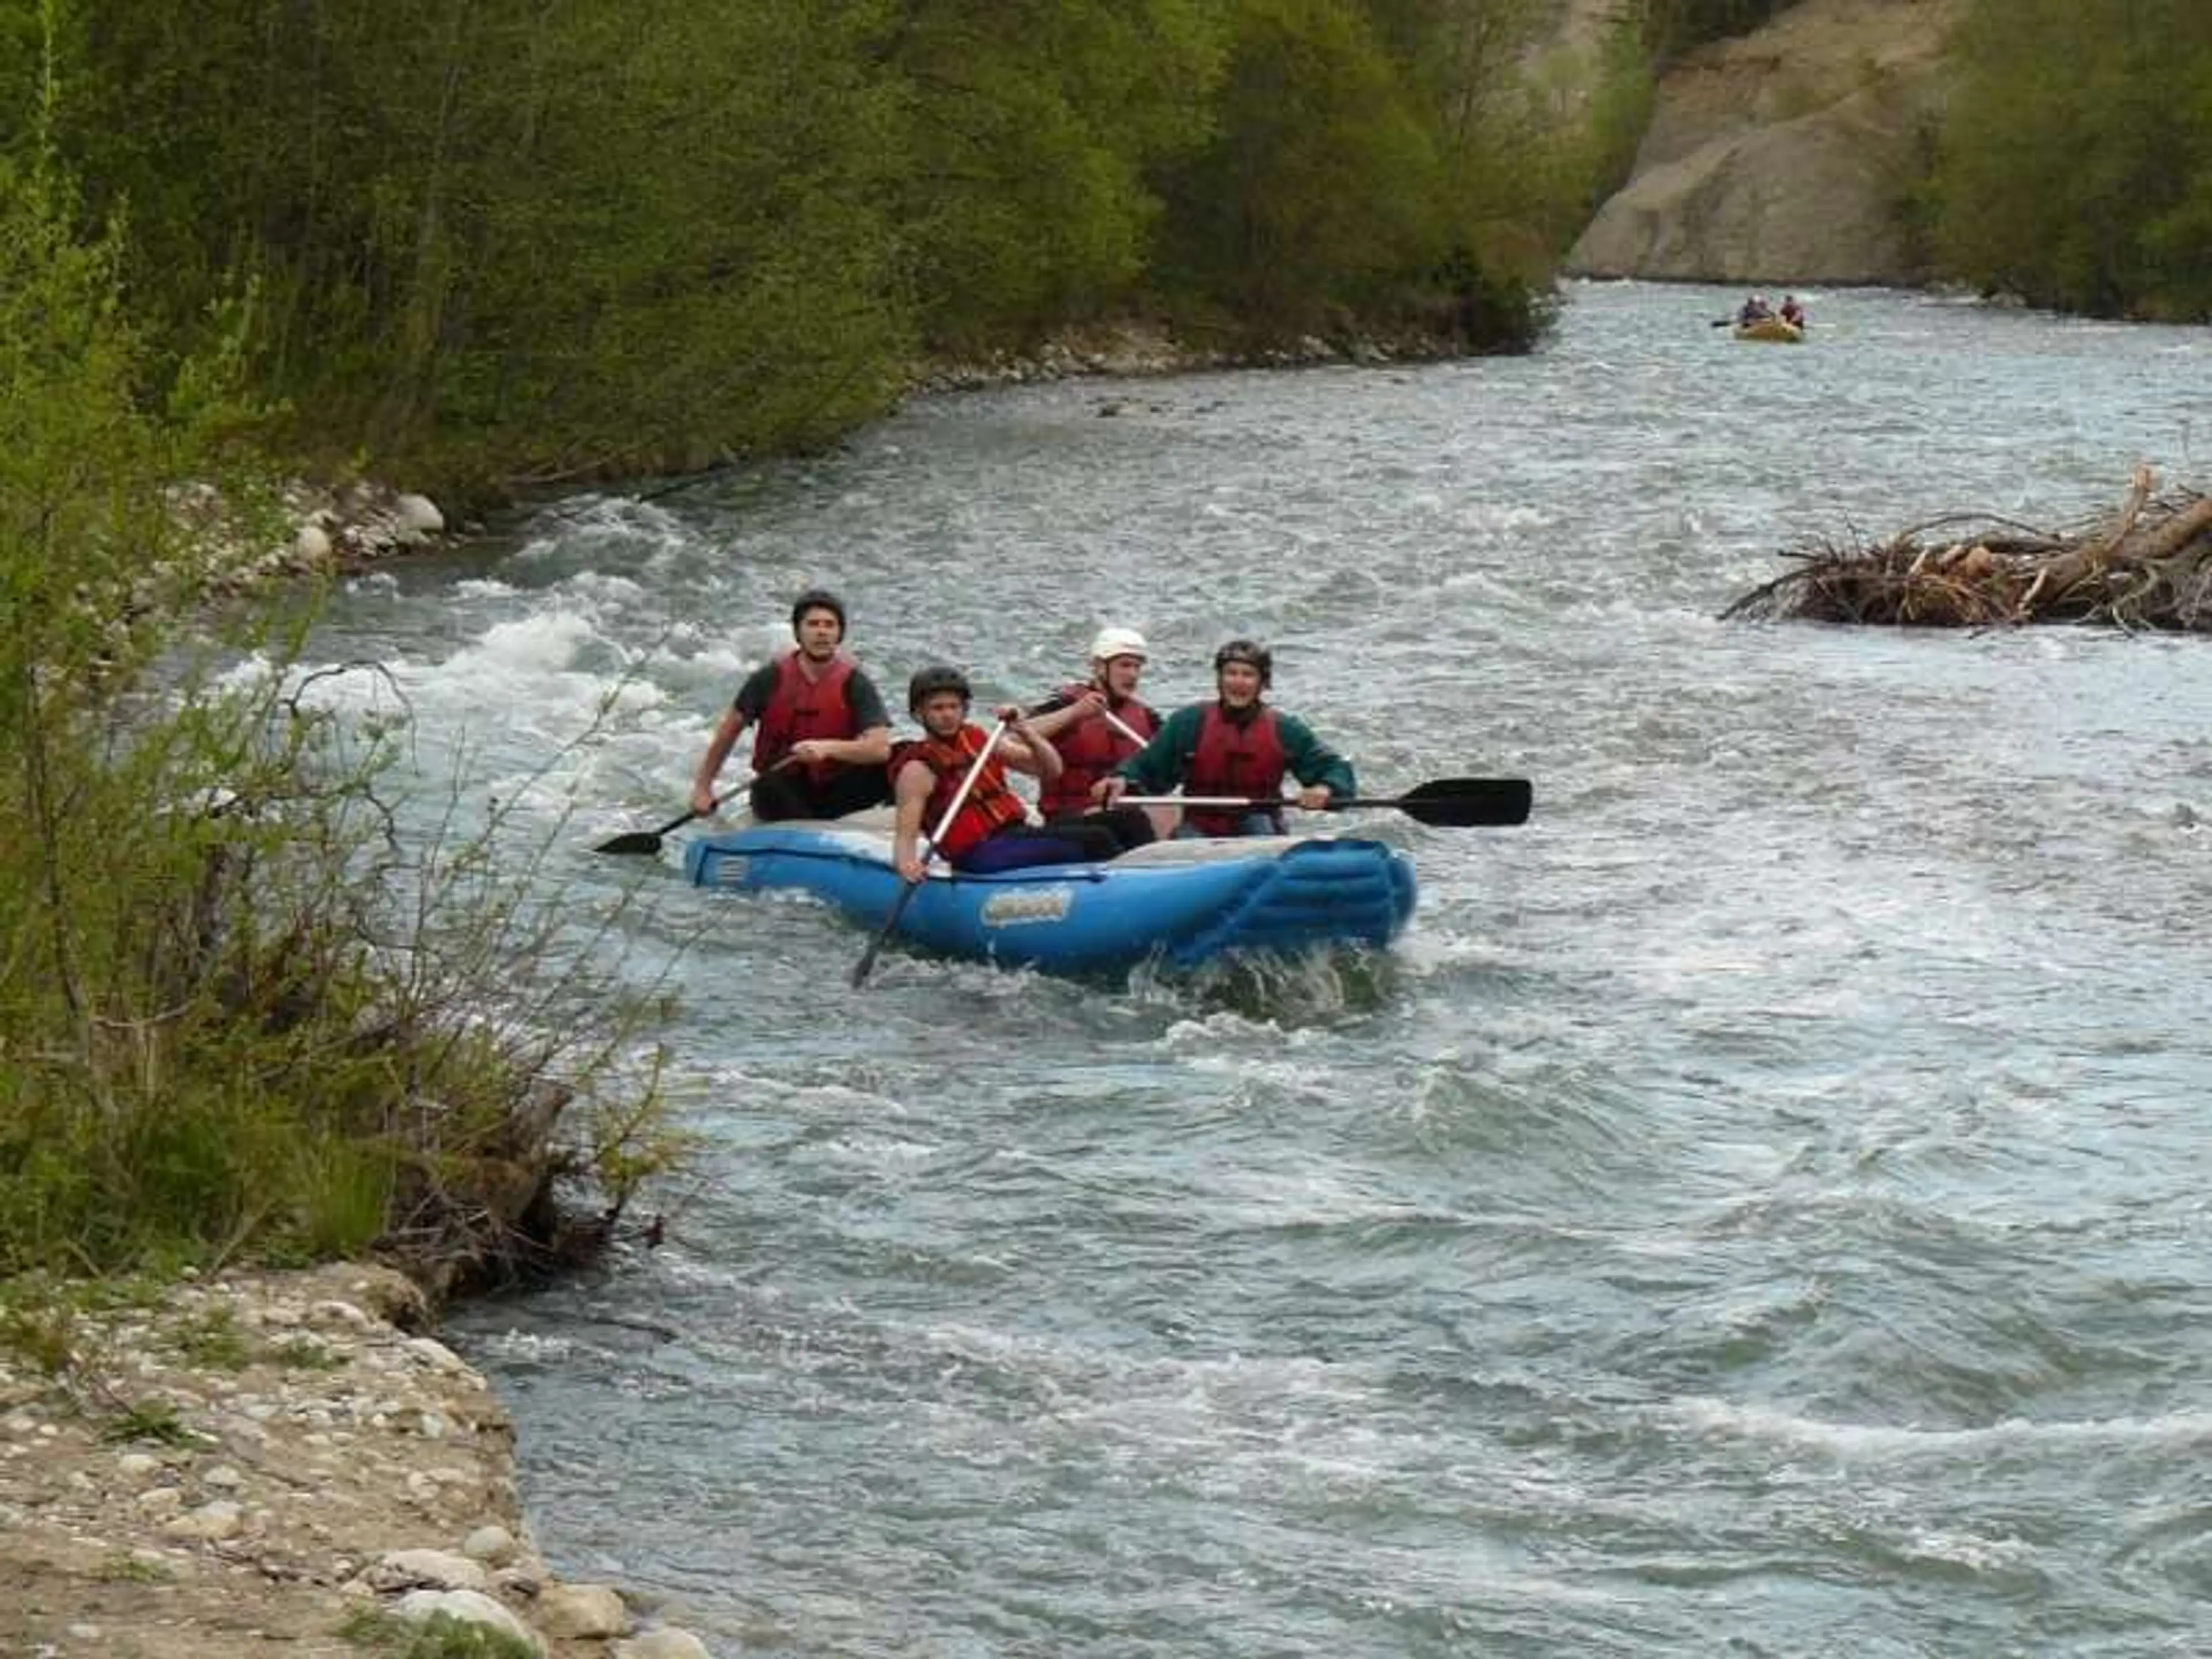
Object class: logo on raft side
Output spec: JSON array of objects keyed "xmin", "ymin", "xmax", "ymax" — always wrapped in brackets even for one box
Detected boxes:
[{"xmin": 980, "ymin": 887, "xmax": 1075, "ymax": 927}]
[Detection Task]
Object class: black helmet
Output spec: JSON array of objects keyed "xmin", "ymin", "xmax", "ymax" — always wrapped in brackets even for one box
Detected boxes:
[
  {"xmin": 790, "ymin": 588, "xmax": 847, "ymax": 639},
  {"xmin": 1213, "ymin": 638, "xmax": 1272, "ymax": 689},
  {"xmin": 907, "ymin": 664, "xmax": 972, "ymax": 714}
]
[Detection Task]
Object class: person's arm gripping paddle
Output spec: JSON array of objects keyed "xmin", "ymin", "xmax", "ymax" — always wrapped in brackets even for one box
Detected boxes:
[{"xmin": 854, "ymin": 713, "xmax": 1017, "ymax": 987}]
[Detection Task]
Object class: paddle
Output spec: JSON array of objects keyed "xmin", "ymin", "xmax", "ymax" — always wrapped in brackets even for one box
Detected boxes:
[
  {"xmin": 1102, "ymin": 707, "xmax": 1150, "ymax": 748},
  {"xmin": 593, "ymin": 799, "xmax": 720, "ymax": 856},
  {"xmin": 851, "ymin": 712, "xmax": 1016, "ymax": 988},
  {"xmin": 593, "ymin": 753, "xmax": 812, "ymax": 855},
  {"xmin": 1022, "ymin": 695, "xmax": 1153, "ymax": 751},
  {"xmin": 1115, "ymin": 776, "xmax": 1531, "ymax": 828}
]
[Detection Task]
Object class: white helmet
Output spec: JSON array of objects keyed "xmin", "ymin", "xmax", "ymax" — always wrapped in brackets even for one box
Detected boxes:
[{"xmin": 1088, "ymin": 626, "xmax": 1148, "ymax": 664}]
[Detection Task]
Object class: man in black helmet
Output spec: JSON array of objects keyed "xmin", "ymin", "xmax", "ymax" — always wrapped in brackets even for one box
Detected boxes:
[
  {"xmin": 1094, "ymin": 638, "xmax": 1355, "ymax": 836},
  {"xmin": 891, "ymin": 666, "xmax": 1128, "ymax": 879},
  {"xmin": 690, "ymin": 588, "xmax": 894, "ymax": 822}
]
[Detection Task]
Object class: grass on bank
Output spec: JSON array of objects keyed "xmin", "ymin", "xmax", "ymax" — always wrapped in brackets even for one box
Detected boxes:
[{"xmin": 0, "ymin": 146, "xmax": 685, "ymax": 1297}]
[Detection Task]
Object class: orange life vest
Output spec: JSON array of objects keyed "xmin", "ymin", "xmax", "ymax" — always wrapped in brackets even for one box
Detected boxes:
[
  {"xmin": 754, "ymin": 650, "xmax": 858, "ymax": 786},
  {"xmin": 1186, "ymin": 704, "xmax": 1286, "ymax": 836},
  {"xmin": 893, "ymin": 722, "xmax": 1028, "ymax": 859},
  {"xmin": 1037, "ymin": 683, "xmax": 1158, "ymax": 820}
]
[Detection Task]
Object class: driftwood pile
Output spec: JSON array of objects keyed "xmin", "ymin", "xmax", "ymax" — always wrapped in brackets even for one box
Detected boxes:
[{"xmin": 1722, "ymin": 467, "xmax": 2212, "ymax": 630}]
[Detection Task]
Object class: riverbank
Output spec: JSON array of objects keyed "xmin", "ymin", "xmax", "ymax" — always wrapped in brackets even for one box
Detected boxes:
[
  {"xmin": 0, "ymin": 1262, "xmax": 714, "ymax": 1659},
  {"xmin": 904, "ymin": 315, "xmax": 1482, "ymax": 396}
]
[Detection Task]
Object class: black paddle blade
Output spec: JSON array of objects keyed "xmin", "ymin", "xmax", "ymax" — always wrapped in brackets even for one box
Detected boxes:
[
  {"xmin": 593, "ymin": 801, "xmax": 713, "ymax": 855},
  {"xmin": 1388, "ymin": 777, "xmax": 1531, "ymax": 827},
  {"xmin": 593, "ymin": 830, "xmax": 666, "ymax": 855}
]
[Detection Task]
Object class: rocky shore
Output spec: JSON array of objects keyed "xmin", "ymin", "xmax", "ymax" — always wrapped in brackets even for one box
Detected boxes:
[{"xmin": 0, "ymin": 1263, "xmax": 714, "ymax": 1659}]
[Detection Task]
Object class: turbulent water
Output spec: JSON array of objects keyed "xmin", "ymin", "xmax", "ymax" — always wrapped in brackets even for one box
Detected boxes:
[{"xmin": 309, "ymin": 282, "xmax": 2212, "ymax": 1657}]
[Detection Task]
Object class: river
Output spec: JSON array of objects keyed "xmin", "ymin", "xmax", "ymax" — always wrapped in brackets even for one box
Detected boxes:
[{"xmin": 308, "ymin": 282, "xmax": 2212, "ymax": 1656}]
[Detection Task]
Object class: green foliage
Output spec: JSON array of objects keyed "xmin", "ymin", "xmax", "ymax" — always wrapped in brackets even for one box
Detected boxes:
[
  {"xmin": 879, "ymin": 0, "xmax": 1229, "ymax": 349},
  {"xmin": 96, "ymin": 1551, "xmax": 174, "ymax": 1584},
  {"xmin": 0, "ymin": 1289, "xmax": 77, "ymax": 1376},
  {"xmin": 166, "ymin": 1305, "xmax": 253, "ymax": 1370},
  {"xmin": 1146, "ymin": 0, "xmax": 1549, "ymax": 350},
  {"xmin": 0, "ymin": 142, "xmax": 681, "ymax": 1284},
  {"xmin": 33, "ymin": 0, "xmax": 915, "ymax": 489},
  {"xmin": 1, "ymin": 0, "xmax": 1576, "ymax": 495},
  {"xmin": 266, "ymin": 1334, "xmax": 345, "ymax": 1370},
  {"xmin": 98, "ymin": 1399, "xmax": 191, "ymax": 1446},
  {"xmin": 1931, "ymin": 0, "xmax": 2212, "ymax": 320},
  {"xmin": 341, "ymin": 1608, "xmax": 539, "ymax": 1659},
  {"xmin": 1152, "ymin": 0, "xmax": 1435, "ymax": 328}
]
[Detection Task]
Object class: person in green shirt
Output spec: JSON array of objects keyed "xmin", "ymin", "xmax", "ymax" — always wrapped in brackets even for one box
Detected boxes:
[{"xmin": 1094, "ymin": 639, "xmax": 1356, "ymax": 837}]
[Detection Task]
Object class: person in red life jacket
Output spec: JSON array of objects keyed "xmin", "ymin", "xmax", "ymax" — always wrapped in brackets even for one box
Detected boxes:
[
  {"xmin": 689, "ymin": 588, "xmax": 894, "ymax": 822},
  {"xmin": 891, "ymin": 666, "xmax": 1132, "ymax": 881},
  {"xmin": 1778, "ymin": 293, "xmax": 1808, "ymax": 330},
  {"xmin": 1092, "ymin": 638, "xmax": 1356, "ymax": 837},
  {"xmin": 1018, "ymin": 625, "xmax": 1162, "ymax": 850}
]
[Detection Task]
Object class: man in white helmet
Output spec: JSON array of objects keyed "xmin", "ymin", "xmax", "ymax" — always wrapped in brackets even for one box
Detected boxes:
[{"xmin": 1020, "ymin": 625, "xmax": 1164, "ymax": 849}]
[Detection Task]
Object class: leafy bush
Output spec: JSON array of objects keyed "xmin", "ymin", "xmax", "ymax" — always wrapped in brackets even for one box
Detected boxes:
[
  {"xmin": 0, "ymin": 126, "xmax": 681, "ymax": 1285},
  {"xmin": 1931, "ymin": 0, "xmax": 2212, "ymax": 320}
]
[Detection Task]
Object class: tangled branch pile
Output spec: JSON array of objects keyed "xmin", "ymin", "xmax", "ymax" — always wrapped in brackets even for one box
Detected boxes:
[{"xmin": 1722, "ymin": 468, "xmax": 2212, "ymax": 630}]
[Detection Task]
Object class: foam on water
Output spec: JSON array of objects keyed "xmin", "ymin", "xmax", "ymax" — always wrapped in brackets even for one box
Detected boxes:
[{"xmin": 370, "ymin": 283, "xmax": 2212, "ymax": 1656}]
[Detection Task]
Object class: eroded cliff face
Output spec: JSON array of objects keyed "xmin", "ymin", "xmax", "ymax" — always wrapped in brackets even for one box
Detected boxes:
[{"xmin": 1566, "ymin": 0, "xmax": 1966, "ymax": 284}]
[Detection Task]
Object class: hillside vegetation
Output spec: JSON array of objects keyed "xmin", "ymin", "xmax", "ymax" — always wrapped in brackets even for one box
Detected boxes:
[
  {"xmin": 0, "ymin": 0, "xmax": 1672, "ymax": 498},
  {"xmin": 1930, "ymin": 0, "xmax": 2212, "ymax": 320}
]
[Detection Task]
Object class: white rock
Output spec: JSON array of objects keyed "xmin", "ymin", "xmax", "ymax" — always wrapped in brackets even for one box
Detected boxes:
[
  {"xmin": 404, "ymin": 1335, "xmax": 468, "ymax": 1374},
  {"xmin": 462, "ymin": 1524, "xmax": 518, "ymax": 1565},
  {"xmin": 160, "ymin": 1499, "xmax": 243, "ymax": 1541},
  {"xmin": 202, "ymin": 1464, "xmax": 244, "ymax": 1490},
  {"xmin": 308, "ymin": 1299, "xmax": 376, "ymax": 1332},
  {"xmin": 392, "ymin": 494, "xmax": 446, "ymax": 537},
  {"xmin": 370, "ymin": 1548, "xmax": 489, "ymax": 1593},
  {"xmin": 134, "ymin": 1487, "xmax": 185, "ymax": 1517},
  {"xmin": 538, "ymin": 1581, "xmax": 627, "ymax": 1639},
  {"xmin": 115, "ymin": 1452, "xmax": 161, "ymax": 1479},
  {"xmin": 616, "ymin": 1630, "xmax": 715, "ymax": 1659},
  {"xmin": 392, "ymin": 1588, "xmax": 542, "ymax": 1654}
]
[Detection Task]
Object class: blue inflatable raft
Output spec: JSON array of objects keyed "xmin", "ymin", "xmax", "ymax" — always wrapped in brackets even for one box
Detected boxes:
[{"xmin": 681, "ymin": 813, "xmax": 1417, "ymax": 975}]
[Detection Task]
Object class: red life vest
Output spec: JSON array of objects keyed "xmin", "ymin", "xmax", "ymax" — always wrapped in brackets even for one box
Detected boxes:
[
  {"xmin": 892, "ymin": 722, "xmax": 1028, "ymax": 860},
  {"xmin": 753, "ymin": 650, "xmax": 858, "ymax": 786},
  {"xmin": 1038, "ymin": 683, "xmax": 1158, "ymax": 820},
  {"xmin": 1186, "ymin": 704, "xmax": 1287, "ymax": 836}
]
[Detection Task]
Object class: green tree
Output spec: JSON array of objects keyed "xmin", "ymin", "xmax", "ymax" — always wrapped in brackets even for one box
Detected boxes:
[
  {"xmin": 26, "ymin": 0, "xmax": 915, "ymax": 487},
  {"xmin": 876, "ymin": 0, "xmax": 1227, "ymax": 350},
  {"xmin": 1151, "ymin": 0, "xmax": 1448, "ymax": 334},
  {"xmin": 0, "ymin": 41, "xmax": 676, "ymax": 1279},
  {"xmin": 1933, "ymin": 0, "xmax": 2212, "ymax": 319}
]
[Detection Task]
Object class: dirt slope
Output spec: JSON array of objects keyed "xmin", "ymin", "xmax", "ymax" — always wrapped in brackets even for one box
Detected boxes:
[{"xmin": 1567, "ymin": 0, "xmax": 1968, "ymax": 283}]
